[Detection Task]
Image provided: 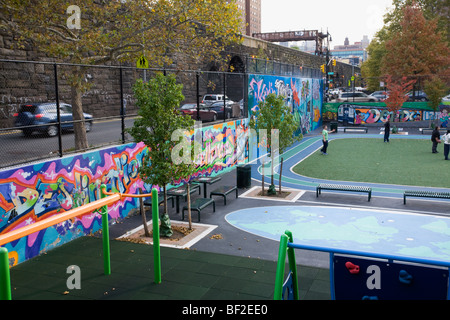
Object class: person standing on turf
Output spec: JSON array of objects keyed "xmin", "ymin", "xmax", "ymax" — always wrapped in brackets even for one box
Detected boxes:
[
  {"xmin": 384, "ymin": 119, "xmax": 390, "ymax": 143},
  {"xmin": 443, "ymin": 129, "xmax": 450, "ymax": 160},
  {"xmin": 321, "ymin": 124, "xmax": 335, "ymax": 155},
  {"xmin": 431, "ymin": 125, "xmax": 441, "ymax": 153}
]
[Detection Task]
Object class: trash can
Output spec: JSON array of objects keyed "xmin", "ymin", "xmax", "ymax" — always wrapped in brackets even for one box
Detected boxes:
[
  {"xmin": 330, "ymin": 122, "xmax": 338, "ymax": 132},
  {"xmin": 236, "ymin": 164, "xmax": 251, "ymax": 188}
]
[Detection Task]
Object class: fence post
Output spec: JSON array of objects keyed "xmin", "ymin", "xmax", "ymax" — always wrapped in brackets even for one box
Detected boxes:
[
  {"xmin": 100, "ymin": 184, "xmax": 111, "ymax": 275},
  {"xmin": 196, "ymin": 72, "xmax": 200, "ymax": 121},
  {"xmin": 0, "ymin": 247, "xmax": 11, "ymax": 300},
  {"xmin": 152, "ymin": 188, "xmax": 161, "ymax": 284},
  {"xmin": 54, "ymin": 63, "xmax": 63, "ymax": 157},
  {"xmin": 120, "ymin": 67, "xmax": 125, "ymax": 144},
  {"xmin": 223, "ymin": 72, "xmax": 226, "ymax": 122}
]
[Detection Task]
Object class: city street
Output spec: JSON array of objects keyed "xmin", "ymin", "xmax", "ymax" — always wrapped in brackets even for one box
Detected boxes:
[{"xmin": 0, "ymin": 117, "xmax": 136, "ymax": 168}]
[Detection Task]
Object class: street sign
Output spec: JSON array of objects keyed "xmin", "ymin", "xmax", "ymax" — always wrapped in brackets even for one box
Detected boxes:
[
  {"xmin": 137, "ymin": 56, "xmax": 148, "ymax": 69},
  {"xmin": 328, "ymin": 72, "xmax": 334, "ymax": 75}
]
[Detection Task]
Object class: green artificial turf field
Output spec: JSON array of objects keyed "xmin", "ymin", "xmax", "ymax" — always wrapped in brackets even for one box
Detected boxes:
[{"xmin": 292, "ymin": 138, "xmax": 449, "ymax": 188}]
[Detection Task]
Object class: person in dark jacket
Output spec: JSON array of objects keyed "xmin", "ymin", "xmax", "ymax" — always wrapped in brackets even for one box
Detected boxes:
[
  {"xmin": 384, "ymin": 120, "xmax": 390, "ymax": 143},
  {"xmin": 431, "ymin": 125, "xmax": 441, "ymax": 153}
]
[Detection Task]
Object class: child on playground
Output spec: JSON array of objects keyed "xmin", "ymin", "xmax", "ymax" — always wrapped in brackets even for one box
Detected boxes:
[
  {"xmin": 443, "ymin": 129, "xmax": 450, "ymax": 160},
  {"xmin": 321, "ymin": 124, "xmax": 335, "ymax": 155}
]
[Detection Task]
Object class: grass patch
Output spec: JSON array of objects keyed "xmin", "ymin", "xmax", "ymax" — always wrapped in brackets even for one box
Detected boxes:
[{"xmin": 292, "ymin": 138, "xmax": 448, "ymax": 188}]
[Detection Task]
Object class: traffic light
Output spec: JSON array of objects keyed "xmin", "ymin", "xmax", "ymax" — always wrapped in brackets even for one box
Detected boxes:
[
  {"xmin": 320, "ymin": 64, "xmax": 325, "ymax": 73},
  {"xmin": 332, "ymin": 59, "xmax": 336, "ymax": 66}
]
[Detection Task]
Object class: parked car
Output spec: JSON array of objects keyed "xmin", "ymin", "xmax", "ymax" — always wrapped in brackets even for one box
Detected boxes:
[
  {"xmin": 334, "ymin": 92, "xmax": 379, "ymax": 102},
  {"xmin": 179, "ymin": 103, "xmax": 217, "ymax": 122},
  {"xmin": 202, "ymin": 94, "xmax": 229, "ymax": 107},
  {"xmin": 329, "ymin": 88, "xmax": 341, "ymax": 99},
  {"xmin": 370, "ymin": 91, "xmax": 389, "ymax": 101},
  {"xmin": 208, "ymin": 100, "xmax": 240, "ymax": 119},
  {"xmin": 14, "ymin": 102, "xmax": 93, "ymax": 137},
  {"xmin": 406, "ymin": 91, "xmax": 428, "ymax": 102}
]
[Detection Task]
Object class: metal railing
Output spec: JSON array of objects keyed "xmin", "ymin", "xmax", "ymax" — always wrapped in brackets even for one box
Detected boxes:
[{"xmin": 0, "ymin": 185, "xmax": 161, "ymax": 300}]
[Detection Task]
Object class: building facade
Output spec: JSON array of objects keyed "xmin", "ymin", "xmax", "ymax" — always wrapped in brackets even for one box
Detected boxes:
[
  {"xmin": 234, "ymin": 0, "xmax": 261, "ymax": 36},
  {"xmin": 331, "ymin": 36, "xmax": 369, "ymax": 66}
]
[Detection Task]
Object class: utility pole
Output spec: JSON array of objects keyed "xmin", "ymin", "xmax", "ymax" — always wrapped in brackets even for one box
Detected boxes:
[{"xmin": 325, "ymin": 31, "xmax": 332, "ymax": 102}]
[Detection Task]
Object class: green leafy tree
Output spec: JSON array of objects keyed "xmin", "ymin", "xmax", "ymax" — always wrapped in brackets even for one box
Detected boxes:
[
  {"xmin": 361, "ymin": 34, "xmax": 388, "ymax": 91},
  {"xmin": 424, "ymin": 76, "xmax": 448, "ymax": 126},
  {"xmin": 171, "ymin": 124, "xmax": 202, "ymax": 230},
  {"xmin": 249, "ymin": 93, "xmax": 301, "ymax": 195},
  {"xmin": 1, "ymin": 0, "xmax": 241, "ymax": 150},
  {"xmin": 128, "ymin": 73, "xmax": 195, "ymax": 237}
]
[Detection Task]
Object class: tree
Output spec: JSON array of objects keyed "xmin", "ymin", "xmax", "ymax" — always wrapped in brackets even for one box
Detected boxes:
[
  {"xmin": 361, "ymin": 0, "xmax": 449, "ymax": 91},
  {"xmin": 384, "ymin": 75, "xmax": 416, "ymax": 122},
  {"xmin": 249, "ymin": 93, "xmax": 301, "ymax": 195},
  {"xmin": 128, "ymin": 73, "xmax": 194, "ymax": 237},
  {"xmin": 361, "ymin": 33, "xmax": 388, "ymax": 91},
  {"xmin": 381, "ymin": 4, "xmax": 450, "ymax": 81},
  {"xmin": 171, "ymin": 124, "xmax": 202, "ymax": 230},
  {"xmin": 424, "ymin": 76, "xmax": 448, "ymax": 126},
  {"xmin": 1, "ymin": 0, "xmax": 241, "ymax": 150}
]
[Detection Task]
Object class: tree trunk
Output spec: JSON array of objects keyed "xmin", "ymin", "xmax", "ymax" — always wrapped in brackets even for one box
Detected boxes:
[
  {"xmin": 139, "ymin": 188, "xmax": 151, "ymax": 237},
  {"xmin": 71, "ymin": 84, "xmax": 89, "ymax": 151},
  {"xmin": 159, "ymin": 185, "xmax": 173, "ymax": 237},
  {"xmin": 278, "ymin": 157, "xmax": 283, "ymax": 195},
  {"xmin": 261, "ymin": 159, "xmax": 265, "ymax": 196}
]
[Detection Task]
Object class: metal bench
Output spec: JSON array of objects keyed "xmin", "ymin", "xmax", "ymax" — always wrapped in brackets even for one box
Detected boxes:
[
  {"xmin": 403, "ymin": 190, "xmax": 450, "ymax": 204},
  {"xmin": 316, "ymin": 183, "xmax": 372, "ymax": 201},
  {"xmin": 343, "ymin": 127, "xmax": 368, "ymax": 133},
  {"xmin": 420, "ymin": 128, "xmax": 445, "ymax": 135},
  {"xmin": 182, "ymin": 198, "xmax": 215, "ymax": 222},
  {"xmin": 209, "ymin": 185, "xmax": 238, "ymax": 205}
]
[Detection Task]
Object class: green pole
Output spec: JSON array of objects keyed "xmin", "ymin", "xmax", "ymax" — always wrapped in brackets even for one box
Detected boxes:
[
  {"xmin": 100, "ymin": 184, "xmax": 111, "ymax": 275},
  {"xmin": 152, "ymin": 188, "xmax": 161, "ymax": 284},
  {"xmin": 274, "ymin": 234, "xmax": 288, "ymax": 300},
  {"xmin": 285, "ymin": 230, "xmax": 299, "ymax": 300},
  {"xmin": 0, "ymin": 247, "xmax": 12, "ymax": 300}
]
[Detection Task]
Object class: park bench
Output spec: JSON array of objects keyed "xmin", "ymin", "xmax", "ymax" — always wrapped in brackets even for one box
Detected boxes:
[
  {"xmin": 143, "ymin": 194, "xmax": 174, "ymax": 208},
  {"xmin": 343, "ymin": 127, "xmax": 368, "ymax": 133},
  {"xmin": 420, "ymin": 128, "xmax": 445, "ymax": 135},
  {"xmin": 316, "ymin": 183, "xmax": 372, "ymax": 201},
  {"xmin": 403, "ymin": 190, "xmax": 450, "ymax": 204},
  {"xmin": 209, "ymin": 185, "xmax": 238, "ymax": 205},
  {"xmin": 182, "ymin": 198, "xmax": 215, "ymax": 222}
]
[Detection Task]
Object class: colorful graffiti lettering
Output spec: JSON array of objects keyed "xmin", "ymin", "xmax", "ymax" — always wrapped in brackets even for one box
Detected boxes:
[
  {"xmin": 0, "ymin": 120, "xmax": 249, "ymax": 266},
  {"xmin": 248, "ymin": 74, "xmax": 323, "ymax": 135}
]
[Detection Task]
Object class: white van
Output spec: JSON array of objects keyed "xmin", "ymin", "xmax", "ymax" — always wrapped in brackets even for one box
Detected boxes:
[{"xmin": 202, "ymin": 94, "xmax": 229, "ymax": 106}]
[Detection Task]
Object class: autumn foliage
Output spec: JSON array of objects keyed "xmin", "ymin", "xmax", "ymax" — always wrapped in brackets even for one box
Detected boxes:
[
  {"xmin": 382, "ymin": 3, "xmax": 450, "ymax": 78},
  {"xmin": 384, "ymin": 75, "xmax": 416, "ymax": 121}
]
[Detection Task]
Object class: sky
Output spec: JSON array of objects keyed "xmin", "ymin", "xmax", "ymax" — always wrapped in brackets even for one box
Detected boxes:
[{"xmin": 261, "ymin": 0, "xmax": 394, "ymax": 47}]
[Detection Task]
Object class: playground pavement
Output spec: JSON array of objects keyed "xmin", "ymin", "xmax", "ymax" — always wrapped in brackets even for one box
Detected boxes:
[{"xmin": 8, "ymin": 123, "xmax": 450, "ymax": 302}]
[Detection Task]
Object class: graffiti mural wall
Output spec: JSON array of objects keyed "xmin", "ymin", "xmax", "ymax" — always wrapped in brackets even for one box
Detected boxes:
[
  {"xmin": 248, "ymin": 74, "xmax": 323, "ymax": 135},
  {"xmin": 0, "ymin": 119, "xmax": 249, "ymax": 266},
  {"xmin": 323, "ymin": 102, "xmax": 449, "ymax": 127}
]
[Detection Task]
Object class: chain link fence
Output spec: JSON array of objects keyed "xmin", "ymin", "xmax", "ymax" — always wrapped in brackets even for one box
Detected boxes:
[{"xmin": 0, "ymin": 60, "xmax": 253, "ymax": 169}]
